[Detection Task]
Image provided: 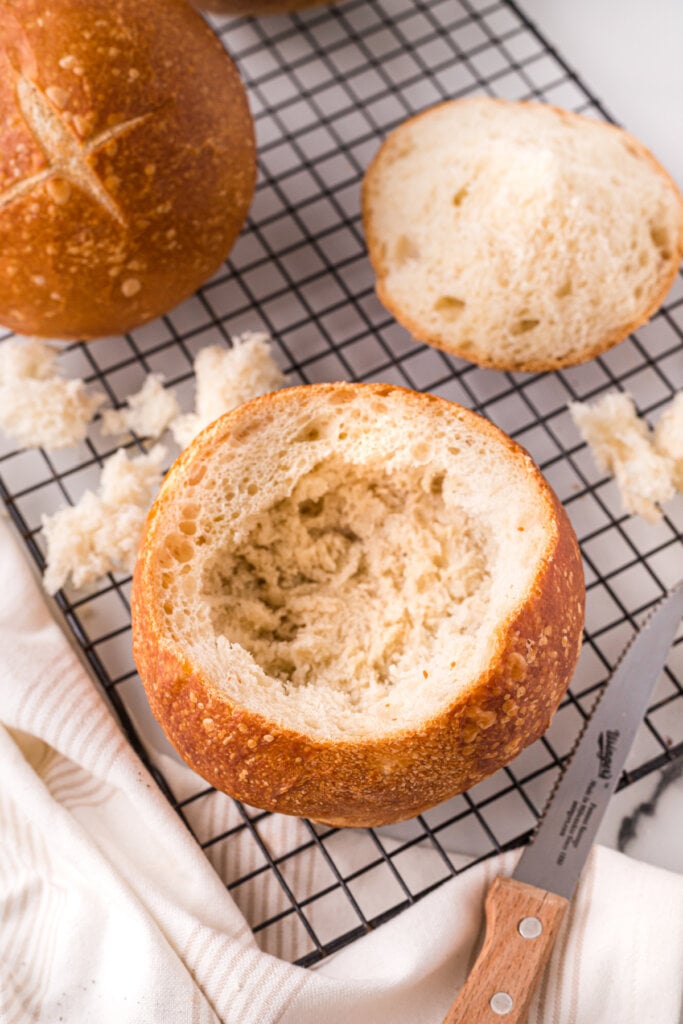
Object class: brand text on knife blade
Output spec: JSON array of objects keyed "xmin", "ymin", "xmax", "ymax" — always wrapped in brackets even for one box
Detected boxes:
[{"xmin": 597, "ymin": 729, "xmax": 620, "ymax": 780}]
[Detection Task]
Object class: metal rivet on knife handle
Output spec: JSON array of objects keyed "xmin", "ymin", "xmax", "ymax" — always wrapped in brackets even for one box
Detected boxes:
[
  {"xmin": 490, "ymin": 992, "xmax": 514, "ymax": 1014},
  {"xmin": 518, "ymin": 916, "xmax": 543, "ymax": 939}
]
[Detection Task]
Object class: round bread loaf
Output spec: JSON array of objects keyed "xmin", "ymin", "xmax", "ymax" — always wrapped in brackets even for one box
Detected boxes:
[
  {"xmin": 132, "ymin": 382, "xmax": 584, "ymax": 827},
  {"xmin": 0, "ymin": 0, "xmax": 256, "ymax": 339},
  {"xmin": 363, "ymin": 98, "xmax": 683, "ymax": 372}
]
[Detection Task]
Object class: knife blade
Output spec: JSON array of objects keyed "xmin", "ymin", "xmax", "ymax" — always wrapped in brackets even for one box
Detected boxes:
[{"xmin": 442, "ymin": 580, "xmax": 683, "ymax": 1024}]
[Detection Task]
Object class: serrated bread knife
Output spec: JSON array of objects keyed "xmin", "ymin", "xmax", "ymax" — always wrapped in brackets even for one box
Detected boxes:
[{"xmin": 442, "ymin": 581, "xmax": 683, "ymax": 1024}]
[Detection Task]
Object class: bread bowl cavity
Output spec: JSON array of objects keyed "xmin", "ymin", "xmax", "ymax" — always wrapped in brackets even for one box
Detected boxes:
[{"xmin": 133, "ymin": 383, "xmax": 584, "ymax": 826}]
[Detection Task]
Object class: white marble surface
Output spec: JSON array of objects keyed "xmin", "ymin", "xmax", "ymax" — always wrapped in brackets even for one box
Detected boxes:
[
  {"xmin": 518, "ymin": 0, "xmax": 683, "ymax": 875},
  {"xmin": 596, "ymin": 760, "xmax": 683, "ymax": 873}
]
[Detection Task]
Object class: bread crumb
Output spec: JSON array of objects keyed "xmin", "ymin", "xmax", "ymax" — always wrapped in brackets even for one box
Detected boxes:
[
  {"xmin": 101, "ymin": 373, "xmax": 180, "ymax": 439},
  {"xmin": 0, "ymin": 336, "xmax": 103, "ymax": 450},
  {"xmin": 41, "ymin": 445, "xmax": 166, "ymax": 594},
  {"xmin": 569, "ymin": 392, "xmax": 675, "ymax": 522},
  {"xmin": 654, "ymin": 392, "xmax": 683, "ymax": 490},
  {"xmin": 171, "ymin": 332, "xmax": 286, "ymax": 448}
]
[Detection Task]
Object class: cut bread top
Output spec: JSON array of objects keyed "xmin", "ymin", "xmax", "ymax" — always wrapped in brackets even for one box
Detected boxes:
[
  {"xmin": 363, "ymin": 98, "xmax": 683, "ymax": 371},
  {"xmin": 136, "ymin": 383, "xmax": 565, "ymax": 741}
]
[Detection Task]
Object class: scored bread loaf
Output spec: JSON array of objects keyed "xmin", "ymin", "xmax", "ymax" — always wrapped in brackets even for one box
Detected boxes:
[
  {"xmin": 132, "ymin": 382, "xmax": 584, "ymax": 827},
  {"xmin": 0, "ymin": 0, "xmax": 255, "ymax": 339},
  {"xmin": 363, "ymin": 98, "xmax": 683, "ymax": 372}
]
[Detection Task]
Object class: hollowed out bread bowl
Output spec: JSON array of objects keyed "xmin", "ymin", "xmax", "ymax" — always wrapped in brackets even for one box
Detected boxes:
[
  {"xmin": 132, "ymin": 382, "xmax": 584, "ymax": 827},
  {"xmin": 363, "ymin": 97, "xmax": 683, "ymax": 372}
]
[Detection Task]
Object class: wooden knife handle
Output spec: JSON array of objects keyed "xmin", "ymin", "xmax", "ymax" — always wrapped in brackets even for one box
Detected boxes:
[{"xmin": 442, "ymin": 876, "xmax": 569, "ymax": 1024}]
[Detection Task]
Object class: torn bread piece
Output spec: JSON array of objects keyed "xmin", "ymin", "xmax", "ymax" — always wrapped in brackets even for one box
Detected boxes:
[
  {"xmin": 171, "ymin": 332, "xmax": 286, "ymax": 448},
  {"xmin": 0, "ymin": 337, "xmax": 103, "ymax": 450},
  {"xmin": 42, "ymin": 446, "xmax": 166, "ymax": 594},
  {"xmin": 101, "ymin": 373, "xmax": 180, "ymax": 439},
  {"xmin": 654, "ymin": 392, "xmax": 683, "ymax": 489},
  {"xmin": 570, "ymin": 392, "xmax": 675, "ymax": 522}
]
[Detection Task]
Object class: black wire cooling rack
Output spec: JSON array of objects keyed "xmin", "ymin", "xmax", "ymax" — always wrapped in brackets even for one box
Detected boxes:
[{"xmin": 1, "ymin": 0, "xmax": 683, "ymax": 968}]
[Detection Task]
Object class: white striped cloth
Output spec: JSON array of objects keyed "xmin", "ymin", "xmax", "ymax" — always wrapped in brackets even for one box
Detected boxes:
[{"xmin": 1, "ymin": 514, "xmax": 682, "ymax": 1024}]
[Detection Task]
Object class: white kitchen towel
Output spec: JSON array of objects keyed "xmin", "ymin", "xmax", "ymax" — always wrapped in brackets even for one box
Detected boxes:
[{"xmin": 1, "ymin": 514, "xmax": 682, "ymax": 1024}]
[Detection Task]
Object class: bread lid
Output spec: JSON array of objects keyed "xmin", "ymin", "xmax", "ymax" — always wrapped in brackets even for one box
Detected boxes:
[{"xmin": 363, "ymin": 98, "xmax": 683, "ymax": 371}]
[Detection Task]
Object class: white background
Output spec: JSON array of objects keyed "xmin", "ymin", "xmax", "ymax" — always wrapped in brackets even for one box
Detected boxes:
[{"xmin": 519, "ymin": 0, "xmax": 683, "ymax": 188}]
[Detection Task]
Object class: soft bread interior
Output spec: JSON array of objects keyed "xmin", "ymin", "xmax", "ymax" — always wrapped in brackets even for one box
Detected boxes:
[
  {"xmin": 153, "ymin": 388, "xmax": 556, "ymax": 740},
  {"xmin": 366, "ymin": 99, "xmax": 683, "ymax": 368}
]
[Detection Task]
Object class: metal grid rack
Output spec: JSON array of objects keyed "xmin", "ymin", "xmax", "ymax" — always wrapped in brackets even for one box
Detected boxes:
[{"xmin": 1, "ymin": 0, "xmax": 683, "ymax": 968}]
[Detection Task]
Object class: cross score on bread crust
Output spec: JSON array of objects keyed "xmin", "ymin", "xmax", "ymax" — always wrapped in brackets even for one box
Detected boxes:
[
  {"xmin": 0, "ymin": 0, "xmax": 256, "ymax": 339},
  {"xmin": 0, "ymin": 75, "xmax": 153, "ymax": 225}
]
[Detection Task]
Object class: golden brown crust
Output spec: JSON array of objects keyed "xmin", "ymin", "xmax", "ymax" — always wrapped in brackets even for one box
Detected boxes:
[
  {"xmin": 132, "ymin": 382, "xmax": 585, "ymax": 827},
  {"xmin": 363, "ymin": 98, "xmax": 683, "ymax": 373},
  {"xmin": 0, "ymin": 0, "xmax": 256, "ymax": 339}
]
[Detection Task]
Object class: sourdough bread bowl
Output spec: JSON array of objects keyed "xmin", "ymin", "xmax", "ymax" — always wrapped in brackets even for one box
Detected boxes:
[
  {"xmin": 0, "ymin": 0, "xmax": 255, "ymax": 339},
  {"xmin": 363, "ymin": 97, "xmax": 683, "ymax": 372},
  {"xmin": 132, "ymin": 382, "xmax": 584, "ymax": 827}
]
